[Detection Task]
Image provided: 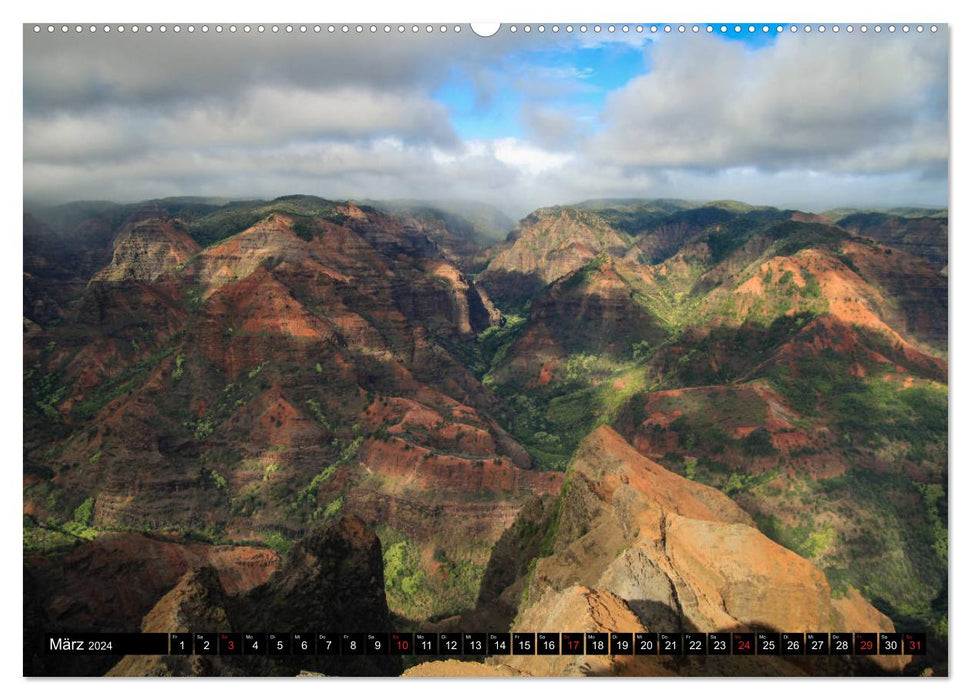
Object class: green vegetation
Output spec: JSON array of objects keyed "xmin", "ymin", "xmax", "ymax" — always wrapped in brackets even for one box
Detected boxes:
[
  {"xmin": 186, "ymin": 195, "xmax": 361, "ymax": 247},
  {"xmin": 378, "ymin": 527, "xmax": 488, "ymax": 623},
  {"xmin": 290, "ymin": 217, "xmax": 318, "ymax": 241},
  {"xmin": 30, "ymin": 371, "xmax": 69, "ymax": 423},
  {"xmin": 247, "ymin": 361, "xmax": 270, "ymax": 380},
  {"xmin": 683, "ymin": 456, "xmax": 698, "ymax": 481},
  {"xmin": 754, "ymin": 512, "xmax": 837, "ymax": 560},
  {"xmin": 816, "ymin": 468, "xmax": 946, "ymax": 636},
  {"xmin": 488, "ymin": 352, "xmax": 651, "ymax": 471},
  {"xmin": 23, "ymin": 516, "xmax": 80, "ymax": 554},
  {"xmin": 73, "ymin": 497, "xmax": 94, "ymax": 525},
  {"xmin": 31, "ymin": 496, "xmax": 103, "ymax": 543},
  {"xmin": 438, "ymin": 313, "xmax": 527, "ymax": 380},
  {"xmin": 741, "ymin": 427, "xmax": 777, "ymax": 457},
  {"xmin": 916, "ymin": 482, "xmax": 948, "ymax": 564},
  {"xmin": 206, "ymin": 469, "xmax": 228, "ymax": 490},
  {"xmin": 313, "ymin": 495, "xmax": 344, "ymax": 522},
  {"xmin": 384, "ymin": 540, "xmax": 426, "ymax": 601},
  {"xmin": 304, "ymin": 398, "xmax": 332, "ymax": 430},
  {"xmin": 261, "ymin": 529, "xmax": 294, "ymax": 555},
  {"xmin": 172, "ymin": 353, "xmax": 186, "ymax": 380},
  {"xmin": 770, "ymin": 350, "xmax": 947, "ymax": 460},
  {"xmin": 294, "ymin": 437, "xmax": 363, "ymax": 515},
  {"xmin": 720, "ymin": 469, "xmax": 779, "ymax": 497},
  {"xmin": 262, "ymin": 462, "xmax": 280, "ymax": 482},
  {"xmin": 72, "ymin": 346, "xmax": 176, "ymax": 420}
]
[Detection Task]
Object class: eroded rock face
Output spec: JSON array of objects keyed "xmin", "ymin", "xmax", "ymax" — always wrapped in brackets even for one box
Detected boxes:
[
  {"xmin": 516, "ymin": 426, "xmax": 909, "ymax": 675},
  {"xmin": 107, "ymin": 567, "xmax": 233, "ymax": 677},
  {"xmin": 479, "ymin": 207, "xmax": 630, "ymax": 303},
  {"xmin": 496, "ymin": 585, "xmax": 671, "ymax": 677},
  {"xmin": 93, "ymin": 218, "xmax": 200, "ymax": 284}
]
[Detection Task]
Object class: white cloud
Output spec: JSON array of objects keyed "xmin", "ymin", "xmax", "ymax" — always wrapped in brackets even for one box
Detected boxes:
[
  {"xmin": 491, "ymin": 138, "xmax": 573, "ymax": 174},
  {"xmin": 22, "ymin": 29, "xmax": 947, "ymax": 215},
  {"xmin": 591, "ymin": 32, "xmax": 948, "ymax": 175},
  {"xmin": 24, "ymin": 86, "xmax": 456, "ymax": 165}
]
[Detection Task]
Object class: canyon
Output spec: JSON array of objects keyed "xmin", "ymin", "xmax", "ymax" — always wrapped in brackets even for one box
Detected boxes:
[{"xmin": 23, "ymin": 195, "xmax": 947, "ymax": 676}]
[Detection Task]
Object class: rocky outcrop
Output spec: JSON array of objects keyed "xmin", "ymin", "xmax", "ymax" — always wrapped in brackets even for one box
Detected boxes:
[
  {"xmin": 496, "ymin": 586, "xmax": 671, "ymax": 677},
  {"xmin": 479, "ymin": 207, "xmax": 630, "ymax": 302},
  {"xmin": 107, "ymin": 567, "xmax": 233, "ymax": 677},
  {"xmin": 231, "ymin": 515, "xmax": 401, "ymax": 676},
  {"xmin": 75, "ymin": 517, "xmax": 398, "ymax": 677},
  {"xmin": 24, "ymin": 535, "xmax": 278, "ymax": 676},
  {"xmin": 93, "ymin": 218, "xmax": 200, "ymax": 283},
  {"xmin": 514, "ymin": 426, "xmax": 909, "ymax": 675}
]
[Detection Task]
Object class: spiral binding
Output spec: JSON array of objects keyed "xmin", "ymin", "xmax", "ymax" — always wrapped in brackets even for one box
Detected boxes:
[{"xmin": 29, "ymin": 23, "xmax": 942, "ymax": 36}]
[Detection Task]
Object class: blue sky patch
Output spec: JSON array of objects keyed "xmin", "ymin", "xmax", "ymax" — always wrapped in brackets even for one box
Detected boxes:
[{"xmin": 434, "ymin": 41, "xmax": 649, "ymax": 141}]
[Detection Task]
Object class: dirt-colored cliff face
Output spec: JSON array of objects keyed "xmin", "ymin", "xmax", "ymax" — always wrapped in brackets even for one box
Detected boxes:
[
  {"xmin": 513, "ymin": 427, "xmax": 908, "ymax": 675},
  {"xmin": 495, "ymin": 586, "xmax": 673, "ymax": 677},
  {"xmin": 479, "ymin": 207, "xmax": 631, "ymax": 303},
  {"xmin": 93, "ymin": 219, "xmax": 200, "ymax": 283}
]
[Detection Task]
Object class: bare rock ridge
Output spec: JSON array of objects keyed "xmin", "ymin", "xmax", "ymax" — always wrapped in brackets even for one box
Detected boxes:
[
  {"xmin": 107, "ymin": 567, "xmax": 233, "ymax": 677},
  {"xmin": 496, "ymin": 426, "xmax": 908, "ymax": 675}
]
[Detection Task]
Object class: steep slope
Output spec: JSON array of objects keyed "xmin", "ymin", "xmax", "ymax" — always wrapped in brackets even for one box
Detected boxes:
[
  {"xmin": 367, "ymin": 199, "xmax": 513, "ymax": 273},
  {"xmin": 490, "ymin": 255, "xmax": 667, "ymax": 384},
  {"xmin": 92, "ymin": 218, "xmax": 200, "ymax": 283}
]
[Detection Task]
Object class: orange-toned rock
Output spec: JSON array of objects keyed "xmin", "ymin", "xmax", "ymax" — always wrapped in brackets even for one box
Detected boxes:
[
  {"xmin": 520, "ymin": 426, "xmax": 910, "ymax": 675},
  {"xmin": 404, "ymin": 661, "xmax": 522, "ymax": 677},
  {"xmin": 497, "ymin": 585, "xmax": 671, "ymax": 677}
]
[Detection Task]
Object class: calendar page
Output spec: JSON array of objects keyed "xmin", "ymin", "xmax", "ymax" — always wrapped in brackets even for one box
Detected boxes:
[{"xmin": 23, "ymin": 19, "xmax": 948, "ymax": 678}]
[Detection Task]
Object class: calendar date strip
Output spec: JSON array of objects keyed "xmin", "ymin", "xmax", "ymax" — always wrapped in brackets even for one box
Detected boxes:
[{"xmin": 45, "ymin": 631, "xmax": 926, "ymax": 656}]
